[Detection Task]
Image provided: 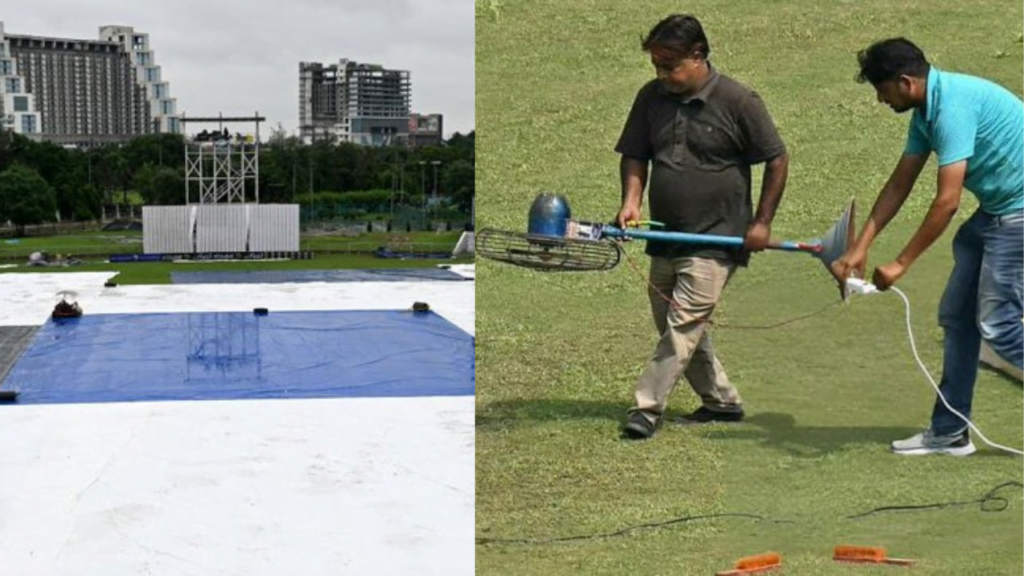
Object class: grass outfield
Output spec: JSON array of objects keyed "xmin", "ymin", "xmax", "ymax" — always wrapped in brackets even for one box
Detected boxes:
[
  {"xmin": 475, "ymin": 1, "xmax": 1023, "ymax": 574},
  {"xmin": 0, "ymin": 231, "xmax": 468, "ymax": 284},
  {"xmin": 0, "ymin": 230, "xmax": 462, "ymax": 260},
  {"xmin": 0, "ymin": 254, "xmax": 472, "ymax": 285}
]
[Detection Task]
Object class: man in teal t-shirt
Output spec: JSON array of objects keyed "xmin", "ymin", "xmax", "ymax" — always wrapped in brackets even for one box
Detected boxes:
[{"xmin": 833, "ymin": 38, "xmax": 1023, "ymax": 456}]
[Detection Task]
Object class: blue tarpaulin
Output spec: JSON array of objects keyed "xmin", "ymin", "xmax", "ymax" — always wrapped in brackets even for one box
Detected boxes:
[
  {"xmin": 171, "ymin": 268, "xmax": 469, "ymax": 284},
  {"xmin": 2, "ymin": 310, "xmax": 474, "ymax": 404}
]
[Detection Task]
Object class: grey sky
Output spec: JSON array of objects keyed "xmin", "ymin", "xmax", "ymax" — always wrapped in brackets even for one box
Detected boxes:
[{"xmin": 1, "ymin": 0, "xmax": 474, "ymax": 138}]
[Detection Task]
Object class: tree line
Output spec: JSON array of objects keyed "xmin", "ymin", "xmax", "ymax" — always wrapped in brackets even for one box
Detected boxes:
[{"xmin": 0, "ymin": 126, "xmax": 474, "ymax": 234}]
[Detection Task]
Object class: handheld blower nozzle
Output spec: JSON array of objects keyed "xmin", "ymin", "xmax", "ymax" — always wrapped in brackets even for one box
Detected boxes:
[{"xmin": 478, "ymin": 192, "xmax": 857, "ymax": 298}]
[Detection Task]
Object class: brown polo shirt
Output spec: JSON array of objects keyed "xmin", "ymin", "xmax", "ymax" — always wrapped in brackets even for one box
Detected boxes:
[{"xmin": 614, "ymin": 66, "xmax": 786, "ymax": 263}]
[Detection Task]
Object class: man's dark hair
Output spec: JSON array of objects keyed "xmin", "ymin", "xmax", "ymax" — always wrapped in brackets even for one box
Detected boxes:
[
  {"xmin": 856, "ymin": 38, "xmax": 930, "ymax": 84},
  {"xmin": 642, "ymin": 14, "xmax": 710, "ymax": 59}
]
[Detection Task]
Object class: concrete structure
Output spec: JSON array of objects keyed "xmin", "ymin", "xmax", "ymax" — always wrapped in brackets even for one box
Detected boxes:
[
  {"xmin": 0, "ymin": 20, "xmax": 179, "ymax": 147},
  {"xmin": 0, "ymin": 21, "xmax": 41, "ymax": 136},
  {"xmin": 299, "ymin": 59, "xmax": 410, "ymax": 146},
  {"xmin": 408, "ymin": 112, "xmax": 443, "ymax": 148}
]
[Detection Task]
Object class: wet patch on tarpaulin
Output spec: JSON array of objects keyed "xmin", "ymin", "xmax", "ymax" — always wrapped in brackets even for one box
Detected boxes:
[
  {"xmin": 3, "ymin": 310, "xmax": 473, "ymax": 404},
  {"xmin": 0, "ymin": 326, "xmax": 39, "ymax": 386}
]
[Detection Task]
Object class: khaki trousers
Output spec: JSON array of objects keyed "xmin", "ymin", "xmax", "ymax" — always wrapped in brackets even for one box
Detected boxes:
[{"xmin": 632, "ymin": 255, "xmax": 741, "ymax": 422}]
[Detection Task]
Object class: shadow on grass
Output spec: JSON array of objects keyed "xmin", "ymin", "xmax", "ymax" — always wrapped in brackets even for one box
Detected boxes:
[
  {"xmin": 476, "ymin": 399, "xmax": 626, "ymax": 429},
  {"xmin": 478, "ymin": 402, "xmax": 1018, "ymax": 459},
  {"xmin": 697, "ymin": 412, "xmax": 1017, "ymax": 459},
  {"xmin": 686, "ymin": 412, "xmax": 918, "ymax": 458},
  {"xmin": 978, "ymin": 364, "xmax": 1023, "ymax": 387}
]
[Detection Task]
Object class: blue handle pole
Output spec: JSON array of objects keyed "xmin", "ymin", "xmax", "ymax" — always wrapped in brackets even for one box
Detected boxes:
[{"xmin": 601, "ymin": 226, "xmax": 820, "ymax": 253}]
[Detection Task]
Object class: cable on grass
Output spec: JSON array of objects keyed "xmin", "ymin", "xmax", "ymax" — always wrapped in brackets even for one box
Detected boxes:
[
  {"xmin": 845, "ymin": 480, "xmax": 1023, "ymax": 519},
  {"xmin": 477, "ymin": 481, "xmax": 1023, "ymax": 545},
  {"xmin": 476, "ymin": 512, "xmax": 795, "ymax": 545}
]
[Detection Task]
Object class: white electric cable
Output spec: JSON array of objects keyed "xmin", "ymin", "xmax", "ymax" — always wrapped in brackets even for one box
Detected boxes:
[{"xmin": 885, "ymin": 285, "xmax": 1023, "ymax": 456}]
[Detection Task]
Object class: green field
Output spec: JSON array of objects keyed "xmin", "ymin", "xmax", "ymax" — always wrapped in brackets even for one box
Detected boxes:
[
  {"xmin": 0, "ymin": 230, "xmax": 461, "ymax": 258},
  {"xmin": 0, "ymin": 230, "xmax": 468, "ymax": 284},
  {"xmin": 476, "ymin": 1, "xmax": 1023, "ymax": 575}
]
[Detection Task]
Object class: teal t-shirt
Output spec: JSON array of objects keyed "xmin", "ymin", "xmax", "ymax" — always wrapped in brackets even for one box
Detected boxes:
[{"xmin": 904, "ymin": 67, "xmax": 1024, "ymax": 215}]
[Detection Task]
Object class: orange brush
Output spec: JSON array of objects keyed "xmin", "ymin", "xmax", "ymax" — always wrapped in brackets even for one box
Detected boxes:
[
  {"xmin": 716, "ymin": 552, "xmax": 783, "ymax": 575},
  {"xmin": 833, "ymin": 545, "xmax": 916, "ymax": 567}
]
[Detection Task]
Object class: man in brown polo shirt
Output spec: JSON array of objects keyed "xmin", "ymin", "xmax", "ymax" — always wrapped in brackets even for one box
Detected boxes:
[{"xmin": 617, "ymin": 14, "xmax": 789, "ymax": 439}]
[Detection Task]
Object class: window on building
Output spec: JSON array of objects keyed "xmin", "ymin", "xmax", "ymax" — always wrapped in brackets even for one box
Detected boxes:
[
  {"xmin": 13, "ymin": 96, "xmax": 28, "ymax": 112},
  {"xmin": 0, "ymin": 60, "xmax": 11, "ymax": 75},
  {"xmin": 21, "ymin": 115, "xmax": 35, "ymax": 133}
]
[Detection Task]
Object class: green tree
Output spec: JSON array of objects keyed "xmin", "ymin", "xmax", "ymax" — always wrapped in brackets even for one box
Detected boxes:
[
  {"xmin": 134, "ymin": 164, "xmax": 184, "ymax": 205},
  {"xmin": 443, "ymin": 159, "xmax": 475, "ymax": 214},
  {"xmin": 0, "ymin": 164, "xmax": 58, "ymax": 235},
  {"xmin": 74, "ymin": 183, "xmax": 103, "ymax": 221},
  {"xmin": 0, "ymin": 126, "xmax": 12, "ymax": 171}
]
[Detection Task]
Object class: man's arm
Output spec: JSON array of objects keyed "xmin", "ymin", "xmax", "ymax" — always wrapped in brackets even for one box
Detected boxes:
[
  {"xmin": 743, "ymin": 153, "xmax": 788, "ymax": 251},
  {"xmin": 852, "ymin": 153, "xmax": 929, "ymax": 252},
  {"xmin": 754, "ymin": 153, "xmax": 789, "ymax": 224},
  {"xmin": 831, "ymin": 152, "xmax": 928, "ymax": 281},
  {"xmin": 896, "ymin": 160, "xmax": 965, "ymax": 267},
  {"xmin": 871, "ymin": 159, "xmax": 964, "ymax": 289},
  {"xmin": 616, "ymin": 156, "xmax": 648, "ymax": 227}
]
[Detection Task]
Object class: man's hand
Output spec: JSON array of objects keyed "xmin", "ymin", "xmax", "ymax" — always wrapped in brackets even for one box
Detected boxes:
[
  {"xmin": 616, "ymin": 204, "xmax": 642, "ymax": 229},
  {"xmin": 743, "ymin": 220, "xmax": 771, "ymax": 252},
  {"xmin": 831, "ymin": 248, "xmax": 868, "ymax": 282},
  {"xmin": 872, "ymin": 260, "xmax": 907, "ymax": 291}
]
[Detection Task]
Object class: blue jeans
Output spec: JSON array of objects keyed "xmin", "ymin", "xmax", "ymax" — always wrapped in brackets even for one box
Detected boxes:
[{"xmin": 931, "ymin": 208, "xmax": 1023, "ymax": 436}]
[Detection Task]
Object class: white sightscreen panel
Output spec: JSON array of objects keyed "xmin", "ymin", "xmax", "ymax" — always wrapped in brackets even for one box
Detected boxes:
[
  {"xmin": 195, "ymin": 205, "xmax": 247, "ymax": 252},
  {"xmin": 452, "ymin": 231, "xmax": 474, "ymax": 256},
  {"xmin": 143, "ymin": 206, "xmax": 193, "ymax": 254},
  {"xmin": 249, "ymin": 204, "xmax": 300, "ymax": 252}
]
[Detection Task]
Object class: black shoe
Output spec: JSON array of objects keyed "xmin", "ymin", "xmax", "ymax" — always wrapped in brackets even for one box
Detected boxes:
[
  {"xmin": 676, "ymin": 406, "xmax": 744, "ymax": 425},
  {"xmin": 622, "ymin": 411, "xmax": 659, "ymax": 440}
]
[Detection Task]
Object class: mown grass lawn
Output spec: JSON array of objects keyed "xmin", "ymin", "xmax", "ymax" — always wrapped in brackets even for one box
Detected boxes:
[{"xmin": 476, "ymin": 1, "xmax": 1023, "ymax": 574}]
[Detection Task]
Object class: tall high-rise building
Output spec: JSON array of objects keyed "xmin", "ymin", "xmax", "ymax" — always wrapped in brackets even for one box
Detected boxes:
[
  {"xmin": 0, "ymin": 21, "xmax": 41, "ymax": 137},
  {"xmin": 0, "ymin": 20, "xmax": 179, "ymax": 147},
  {"xmin": 299, "ymin": 59, "xmax": 410, "ymax": 146},
  {"xmin": 99, "ymin": 25, "xmax": 179, "ymax": 136}
]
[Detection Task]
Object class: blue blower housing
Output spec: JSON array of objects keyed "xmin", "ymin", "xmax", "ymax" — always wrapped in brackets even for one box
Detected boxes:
[{"xmin": 527, "ymin": 192, "xmax": 572, "ymax": 238}]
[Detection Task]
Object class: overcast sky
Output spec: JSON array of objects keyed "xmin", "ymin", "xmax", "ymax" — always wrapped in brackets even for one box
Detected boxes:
[{"xmin": 1, "ymin": 0, "xmax": 474, "ymax": 138}]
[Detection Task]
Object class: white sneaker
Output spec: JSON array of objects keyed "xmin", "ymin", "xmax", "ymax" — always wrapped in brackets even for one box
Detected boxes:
[{"xmin": 891, "ymin": 428, "xmax": 976, "ymax": 456}]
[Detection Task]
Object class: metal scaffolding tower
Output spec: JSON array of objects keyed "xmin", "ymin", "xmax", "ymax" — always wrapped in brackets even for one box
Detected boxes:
[{"xmin": 181, "ymin": 113, "xmax": 264, "ymax": 204}]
